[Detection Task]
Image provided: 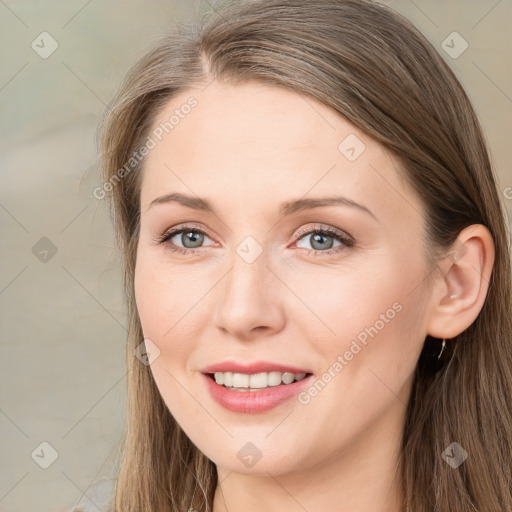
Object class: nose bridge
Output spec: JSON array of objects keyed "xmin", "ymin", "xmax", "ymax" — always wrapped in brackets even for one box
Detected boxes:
[
  {"xmin": 214, "ymin": 236, "xmax": 284, "ymax": 338},
  {"xmin": 223, "ymin": 239, "xmax": 269, "ymax": 314}
]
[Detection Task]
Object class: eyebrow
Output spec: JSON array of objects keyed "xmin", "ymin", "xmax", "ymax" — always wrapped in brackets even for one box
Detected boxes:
[{"xmin": 148, "ymin": 192, "xmax": 377, "ymax": 220}]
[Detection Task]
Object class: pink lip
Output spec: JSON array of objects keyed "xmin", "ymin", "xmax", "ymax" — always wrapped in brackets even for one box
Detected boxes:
[
  {"xmin": 201, "ymin": 372, "xmax": 315, "ymax": 414},
  {"xmin": 201, "ymin": 361, "xmax": 312, "ymax": 374}
]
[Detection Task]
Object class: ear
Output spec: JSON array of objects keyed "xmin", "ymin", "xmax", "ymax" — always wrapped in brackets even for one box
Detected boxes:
[{"xmin": 426, "ymin": 224, "xmax": 495, "ymax": 339}]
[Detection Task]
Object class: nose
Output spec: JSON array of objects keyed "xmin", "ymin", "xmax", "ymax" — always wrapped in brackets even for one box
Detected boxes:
[{"xmin": 213, "ymin": 248, "xmax": 286, "ymax": 342}]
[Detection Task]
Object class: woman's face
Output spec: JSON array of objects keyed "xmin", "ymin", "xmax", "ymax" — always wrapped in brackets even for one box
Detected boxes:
[{"xmin": 134, "ymin": 80, "xmax": 433, "ymax": 476}]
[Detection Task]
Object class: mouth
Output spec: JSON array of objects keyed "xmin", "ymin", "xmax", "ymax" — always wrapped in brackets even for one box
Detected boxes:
[{"xmin": 202, "ymin": 371, "xmax": 315, "ymax": 413}]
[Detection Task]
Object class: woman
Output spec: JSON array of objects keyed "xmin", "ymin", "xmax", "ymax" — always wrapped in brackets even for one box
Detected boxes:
[{"xmin": 96, "ymin": 0, "xmax": 512, "ymax": 511}]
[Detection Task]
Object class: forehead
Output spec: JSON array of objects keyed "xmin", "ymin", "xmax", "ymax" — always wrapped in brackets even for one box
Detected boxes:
[{"xmin": 140, "ymin": 80, "xmax": 423, "ymax": 227}]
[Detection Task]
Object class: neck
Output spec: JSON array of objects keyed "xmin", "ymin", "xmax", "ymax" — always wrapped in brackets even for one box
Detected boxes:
[{"xmin": 212, "ymin": 399, "xmax": 407, "ymax": 512}]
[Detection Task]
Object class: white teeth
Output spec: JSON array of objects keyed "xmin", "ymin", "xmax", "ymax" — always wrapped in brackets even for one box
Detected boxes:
[
  {"xmin": 213, "ymin": 370, "xmax": 309, "ymax": 389},
  {"xmin": 223, "ymin": 372, "xmax": 233, "ymax": 386},
  {"xmin": 267, "ymin": 371, "xmax": 283, "ymax": 386},
  {"xmin": 249, "ymin": 372, "xmax": 268, "ymax": 389},
  {"xmin": 282, "ymin": 372, "xmax": 295, "ymax": 384},
  {"xmin": 232, "ymin": 373, "xmax": 249, "ymax": 388}
]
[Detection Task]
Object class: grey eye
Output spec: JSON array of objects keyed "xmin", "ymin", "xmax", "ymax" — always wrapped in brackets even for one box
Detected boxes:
[
  {"xmin": 169, "ymin": 229, "xmax": 214, "ymax": 249},
  {"xmin": 296, "ymin": 231, "xmax": 343, "ymax": 251}
]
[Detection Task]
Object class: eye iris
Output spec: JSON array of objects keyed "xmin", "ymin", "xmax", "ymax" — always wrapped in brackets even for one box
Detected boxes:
[
  {"xmin": 310, "ymin": 232, "xmax": 334, "ymax": 250},
  {"xmin": 182, "ymin": 230, "xmax": 204, "ymax": 248}
]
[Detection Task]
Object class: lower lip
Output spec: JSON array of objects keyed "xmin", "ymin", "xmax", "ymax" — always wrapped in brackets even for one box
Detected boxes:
[{"xmin": 202, "ymin": 373, "xmax": 315, "ymax": 414}]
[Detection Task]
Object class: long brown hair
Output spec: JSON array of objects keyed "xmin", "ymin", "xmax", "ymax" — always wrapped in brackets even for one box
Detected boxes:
[{"xmin": 96, "ymin": 1, "xmax": 512, "ymax": 510}]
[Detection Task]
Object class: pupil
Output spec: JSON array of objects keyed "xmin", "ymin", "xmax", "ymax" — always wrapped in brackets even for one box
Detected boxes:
[
  {"xmin": 311, "ymin": 233, "xmax": 333, "ymax": 250},
  {"xmin": 183, "ymin": 231, "xmax": 204, "ymax": 248}
]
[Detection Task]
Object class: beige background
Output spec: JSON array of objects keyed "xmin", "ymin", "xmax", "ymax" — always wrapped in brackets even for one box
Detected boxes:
[{"xmin": 0, "ymin": 1, "xmax": 510, "ymax": 511}]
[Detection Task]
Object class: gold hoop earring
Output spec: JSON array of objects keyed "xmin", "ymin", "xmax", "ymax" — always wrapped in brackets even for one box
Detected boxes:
[{"xmin": 437, "ymin": 338, "xmax": 446, "ymax": 359}]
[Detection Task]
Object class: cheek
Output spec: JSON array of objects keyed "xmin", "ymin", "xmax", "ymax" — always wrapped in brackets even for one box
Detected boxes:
[
  {"xmin": 133, "ymin": 253, "xmax": 220, "ymax": 417},
  {"xmin": 284, "ymin": 255, "xmax": 416, "ymax": 337},
  {"xmin": 291, "ymin": 253, "xmax": 427, "ymax": 387},
  {"xmin": 134, "ymin": 253, "xmax": 205, "ymax": 342},
  {"xmin": 294, "ymin": 285, "xmax": 426, "ymax": 453},
  {"xmin": 134, "ymin": 258, "xmax": 202, "ymax": 417}
]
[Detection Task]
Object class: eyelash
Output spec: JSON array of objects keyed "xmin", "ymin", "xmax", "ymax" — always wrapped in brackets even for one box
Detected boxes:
[{"xmin": 155, "ymin": 223, "xmax": 354, "ymax": 257}]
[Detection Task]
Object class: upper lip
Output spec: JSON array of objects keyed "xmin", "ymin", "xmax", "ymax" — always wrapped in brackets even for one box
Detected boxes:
[{"xmin": 201, "ymin": 361, "xmax": 313, "ymax": 375}]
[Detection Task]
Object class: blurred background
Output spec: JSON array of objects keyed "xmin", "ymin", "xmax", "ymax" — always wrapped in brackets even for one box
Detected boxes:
[{"xmin": 0, "ymin": 1, "xmax": 510, "ymax": 511}]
